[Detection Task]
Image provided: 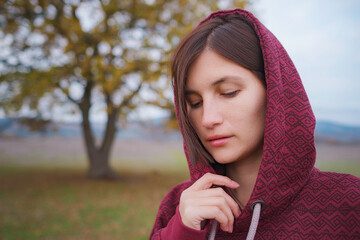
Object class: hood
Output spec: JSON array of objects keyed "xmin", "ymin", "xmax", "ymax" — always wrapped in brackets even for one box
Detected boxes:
[{"xmin": 176, "ymin": 8, "xmax": 316, "ymax": 226}]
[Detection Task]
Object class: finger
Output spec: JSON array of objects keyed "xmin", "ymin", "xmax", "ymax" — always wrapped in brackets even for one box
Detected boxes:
[
  {"xmin": 188, "ymin": 196, "xmax": 235, "ymax": 231},
  {"xmin": 190, "ymin": 173, "xmax": 239, "ymax": 191},
  {"xmin": 193, "ymin": 188, "xmax": 241, "ymax": 217},
  {"xmin": 196, "ymin": 205, "xmax": 233, "ymax": 233}
]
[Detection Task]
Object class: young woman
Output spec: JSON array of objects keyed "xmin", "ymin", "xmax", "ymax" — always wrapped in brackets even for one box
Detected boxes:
[{"xmin": 150, "ymin": 8, "xmax": 360, "ymax": 239}]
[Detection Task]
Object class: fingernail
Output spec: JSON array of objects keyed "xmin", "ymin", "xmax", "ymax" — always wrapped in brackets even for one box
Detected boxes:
[
  {"xmin": 231, "ymin": 181, "xmax": 239, "ymax": 188},
  {"xmin": 230, "ymin": 225, "xmax": 233, "ymax": 233}
]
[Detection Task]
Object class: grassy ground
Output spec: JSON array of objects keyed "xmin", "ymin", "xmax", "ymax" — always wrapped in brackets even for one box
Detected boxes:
[
  {"xmin": 315, "ymin": 161, "xmax": 360, "ymax": 177},
  {"xmin": 0, "ymin": 167, "xmax": 188, "ymax": 240},
  {"xmin": 1, "ymin": 163, "xmax": 359, "ymax": 240},
  {"xmin": 0, "ymin": 138, "xmax": 359, "ymax": 239}
]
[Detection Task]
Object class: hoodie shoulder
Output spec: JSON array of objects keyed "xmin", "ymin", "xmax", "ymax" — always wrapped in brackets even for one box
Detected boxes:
[
  {"xmin": 307, "ymin": 168, "xmax": 360, "ymax": 192},
  {"xmin": 285, "ymin": 168, "xmax": 360, "ymax": 237},
  {"xmin": 296, "ymin": 168, "xmax": 360, "ymax": 208}
]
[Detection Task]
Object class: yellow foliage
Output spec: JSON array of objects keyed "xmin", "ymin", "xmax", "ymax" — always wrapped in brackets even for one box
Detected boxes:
[{"xmin": 1, "ymin": 0, "xmax": 249, "ymax": 121}]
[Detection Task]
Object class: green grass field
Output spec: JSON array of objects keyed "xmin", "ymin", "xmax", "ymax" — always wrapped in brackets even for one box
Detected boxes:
[
  {"xmin": 0, "ymin": 167, "xmax": 189, "ymax": 240},
  {"xmin": 1, "ymin": 162, "xmax": 359, "ymax": 240}
]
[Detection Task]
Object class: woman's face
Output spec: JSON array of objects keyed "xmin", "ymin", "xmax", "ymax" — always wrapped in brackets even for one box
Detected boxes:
[{"xmin": 186, "ymin": 49, "xmax": 266, "ymax": 165}]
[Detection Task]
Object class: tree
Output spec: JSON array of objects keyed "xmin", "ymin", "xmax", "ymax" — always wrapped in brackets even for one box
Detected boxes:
[{"xmin": 0, "ymin": 0, "xmax": 247, "ymax": 179}]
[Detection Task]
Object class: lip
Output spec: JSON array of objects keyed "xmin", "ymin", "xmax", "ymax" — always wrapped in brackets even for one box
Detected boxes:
[{"xmin": 207, "ymin": 135, "xmax": 232, "ymax": 147}]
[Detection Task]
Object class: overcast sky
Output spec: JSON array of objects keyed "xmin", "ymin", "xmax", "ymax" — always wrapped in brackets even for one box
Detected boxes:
[{"xmin": 249, "ymin": 0, "xmax": 360, "ymax": 126}]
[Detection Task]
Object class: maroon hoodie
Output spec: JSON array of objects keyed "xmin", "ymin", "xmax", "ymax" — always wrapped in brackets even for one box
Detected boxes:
[{"xmin": 150, "ymin": 8, "xmax": 360, "ymax": 239}]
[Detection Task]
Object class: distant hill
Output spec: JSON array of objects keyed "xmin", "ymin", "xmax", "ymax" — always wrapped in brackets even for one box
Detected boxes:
[
  {"xmin": 0, "ymin": 118, "xmax": 181, "ymax": 140},
  {"xmin": 314, "ymin": 121, "xmax": 360, "ymax": 144},
  {"xmin": 1, "ymin": 118, "xmax": 359, "ymax": 144}
]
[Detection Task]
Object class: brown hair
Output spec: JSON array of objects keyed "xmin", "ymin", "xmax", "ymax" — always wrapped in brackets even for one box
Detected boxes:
[{"xmin": 171, "ymin": 13, "xmax": 264, "ymax": 166}]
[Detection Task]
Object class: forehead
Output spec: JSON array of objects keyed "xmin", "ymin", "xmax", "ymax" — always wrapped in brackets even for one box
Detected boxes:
[{"xmin": 186, "ymin": 49, "xmax": 254, "ymax": 90}]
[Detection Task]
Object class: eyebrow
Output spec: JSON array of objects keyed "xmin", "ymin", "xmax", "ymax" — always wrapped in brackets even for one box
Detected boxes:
[
  {"xmin": 185, "ymin": 75, "xmax": 243, "ymax": 96},
  {"xmin": 212, "ymin": 76, "xmax": 244, "ymax": 86}
]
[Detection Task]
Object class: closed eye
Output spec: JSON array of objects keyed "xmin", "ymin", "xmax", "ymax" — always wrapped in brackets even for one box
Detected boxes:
[
  {"xmin": 221, "ymin": 90, "xmax": 239, "ymax": 97},
  {"xmin": 189, "ymin": 101, "xmax": 202, "ymax": 109}
]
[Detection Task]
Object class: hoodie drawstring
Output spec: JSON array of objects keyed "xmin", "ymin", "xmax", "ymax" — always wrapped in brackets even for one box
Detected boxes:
[
  {"xmin": 246, "ymin": 201, "xmax": 264, "ymax": 240},
  {"xmin": 208, "ymin": 219, "xmax": 218, "ymax": 240},
  {"xmin": 208, "ymin": 201, "xmax": 265, "ymax": 240}
]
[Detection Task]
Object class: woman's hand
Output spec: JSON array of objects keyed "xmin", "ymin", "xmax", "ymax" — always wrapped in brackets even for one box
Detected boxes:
[{"xmin": 179, "ymin": 173, "xmax": 241, "ymax": 233}]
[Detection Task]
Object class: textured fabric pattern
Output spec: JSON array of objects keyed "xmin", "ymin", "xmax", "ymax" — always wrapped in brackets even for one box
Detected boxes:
[{"xmin": 150, "ymin": 8, "xmax": 360, "ymax": 239}]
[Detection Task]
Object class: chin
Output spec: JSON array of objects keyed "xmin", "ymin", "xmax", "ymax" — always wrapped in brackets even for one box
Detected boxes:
[{"xmin": 212, "ymin": 154, "xmax": 239, "ymax": 165}]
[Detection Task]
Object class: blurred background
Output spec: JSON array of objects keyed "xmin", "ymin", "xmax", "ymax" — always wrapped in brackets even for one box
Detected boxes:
[{"xmin": 0, "ymin": 0, "xmax": 359, "ymax": 239}]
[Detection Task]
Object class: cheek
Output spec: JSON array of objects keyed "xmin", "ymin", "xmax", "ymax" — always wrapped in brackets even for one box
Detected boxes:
[
  {"xmin": 254, "ymin": 93, "xmax": 267, "ymax": 136},
  {"xmin": 251, "ymin": 87, "xmax": 266, "ymax": 117},
  {"xmin": 259, "ymin": 93, "xmax": 267, "ymax": 122},
  {"xmin": 242, "ymin": 90, "xmax": 266, "ymax": 131},
  {"xmin": 256, "ymin": 98, "xmax": 267, "ymax": 122}
]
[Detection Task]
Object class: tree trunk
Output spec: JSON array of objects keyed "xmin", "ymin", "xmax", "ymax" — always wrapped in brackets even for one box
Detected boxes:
[
  {"xmin": 86, "ymin": 149, "xmax": 119, "ymax": 179},
  {"xmin": 79, "ymin": 81, "xmax": 119, "ymax": 180},
  {"xmin": 85, "ymin": 108, "xmax": 119, "ymax": 180}
]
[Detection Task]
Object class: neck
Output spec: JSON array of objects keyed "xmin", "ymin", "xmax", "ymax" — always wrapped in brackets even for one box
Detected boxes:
[{"xmin": 225, "ymin": 149, "xmax": 263, "ymax": 208}]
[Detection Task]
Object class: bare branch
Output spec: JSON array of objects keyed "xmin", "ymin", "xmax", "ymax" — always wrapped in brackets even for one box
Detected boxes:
[
  {"xmin": 118, "ymin": 82, "xmax": 142, "ymax": 111},
  {"xmin": 55, "ymin": 82, "xmax": 78, "ymax": 105}
]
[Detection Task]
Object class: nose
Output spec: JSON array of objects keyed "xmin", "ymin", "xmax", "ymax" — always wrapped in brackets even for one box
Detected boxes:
[{"xmin": 201, "ymin": 99, "xmax": 223, "ymax": 128}]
